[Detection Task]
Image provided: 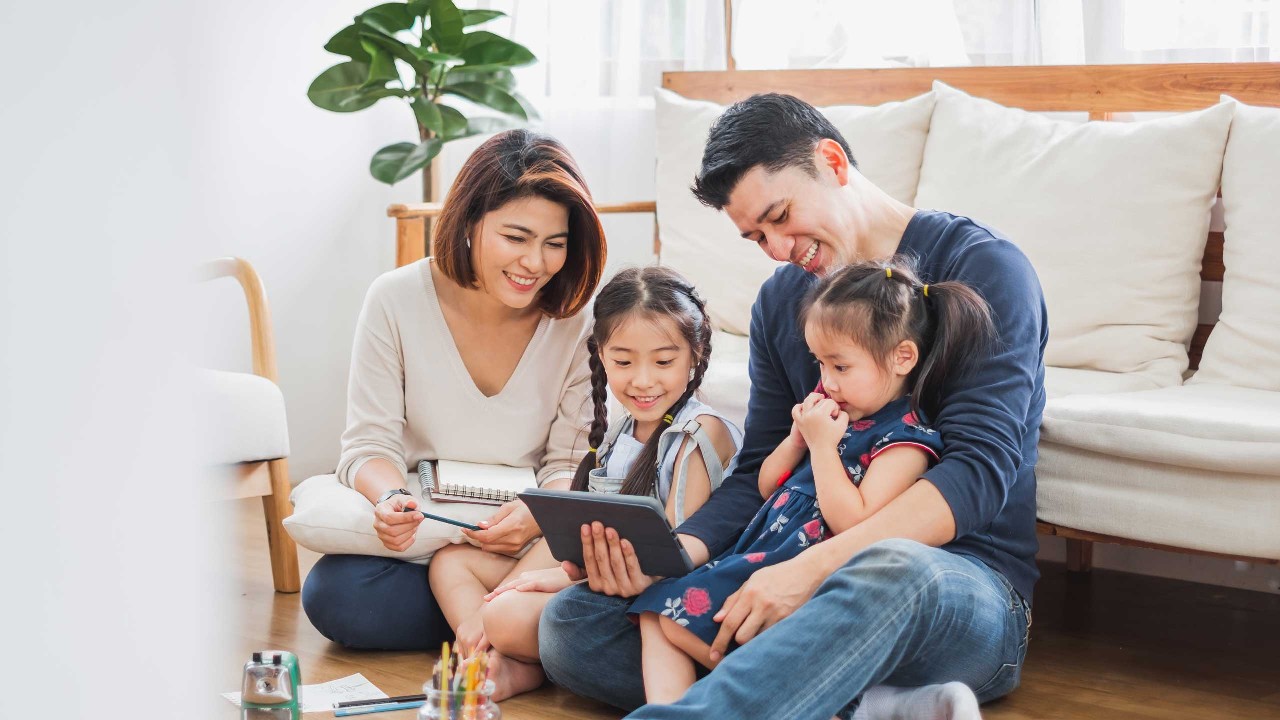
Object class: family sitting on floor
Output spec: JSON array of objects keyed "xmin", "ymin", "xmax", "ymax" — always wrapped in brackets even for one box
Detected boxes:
[{"xmin": 300, "ymin": 93, "xmax": 1044, "ymax": 720}]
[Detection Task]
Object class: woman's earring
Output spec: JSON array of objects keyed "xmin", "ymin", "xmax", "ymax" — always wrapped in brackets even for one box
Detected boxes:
[
  {"xmin": 689, "ymin": 368, "xmax": 695, "ymax": 382},
  {"xmin": 466, "ymin": 236, "xmax": 471, "ymax": 249}
]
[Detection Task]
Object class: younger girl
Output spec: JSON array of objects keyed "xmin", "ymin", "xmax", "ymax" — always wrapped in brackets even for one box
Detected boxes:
[
  {"xmin": 629, "ymin": 258, "xmax": 996, "ymax": 704},
  {"xmin": 428, "ymin": 266, "xmax": 742, "ymax": 700}
]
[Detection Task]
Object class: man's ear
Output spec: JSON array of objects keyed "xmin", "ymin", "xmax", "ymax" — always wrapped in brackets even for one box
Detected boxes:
[
  {"xmin": 816, "ymin": 138, "xmax": 851, "ymax": 186},
  {"xmin": 892, "ymin": 339, "xmax": 919, "ymax": 377}
]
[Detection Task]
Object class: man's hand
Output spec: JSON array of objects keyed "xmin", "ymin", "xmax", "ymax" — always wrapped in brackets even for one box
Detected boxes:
[
  {"xmin": 709, "ymin": 551, "xmax": 827, "ymax": 661},
  {"xmin": 462, "ymin": 499, "xmax": 541, "ymax": 556},
  {"xmin": 797, "ymin": 397, "xmax": 849, "ymax": 449},
  {"xmin": 563, "ymin": 521, "xmax": 659, "ymax": 597},
  {"xmin": 372, "ymin": 493, "xmax": 425, "ymax": 552}
]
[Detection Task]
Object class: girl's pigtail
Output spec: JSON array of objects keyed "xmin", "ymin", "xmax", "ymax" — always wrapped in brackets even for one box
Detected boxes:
[
  {"xmin": 909, "ymin": 280, "xmax": 996, "ymax": 421},
  {"xmin": 570, "ymin": 336, "xmax": 611, "ymax": 492}
]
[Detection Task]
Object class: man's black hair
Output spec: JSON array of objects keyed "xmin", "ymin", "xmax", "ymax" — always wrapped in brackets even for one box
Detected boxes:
[{"xmin": 691, "ymin": 93, "xmax": 857, "ymax": 210}]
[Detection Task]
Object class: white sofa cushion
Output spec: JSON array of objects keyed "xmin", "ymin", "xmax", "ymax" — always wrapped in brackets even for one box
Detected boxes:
[
  {"xmin": 915, "ymin": 82, "xmax": 1233, "ymax": 389},
  {"xmin": 284, "ymin": 473, "xmax": 496, "ymax": 564},
  {"xmin": 654, "ymin": 88, "xmax": 935, "ymax": 335},
  {"xmin": 1043, "ymin": 366, "xmax": 1164, "ymax": 400},
  {"xmin": 197, "ymin": 369, "xmax": 289, "ymax": 464},
  {"xmin": 1042, "ymin": 384, "xmax": 1280, "ymax": 475},
  {"xmin": 1036, "ymin": 442, "xmax": 1280, "ymax": 561},
  {"xmin": 698, "ymin": 330, "xmax": 752, "ymax": 430},
  {"xmin": 1189, "ymin": 99, "xmax": 1280, "ymax": 391}
]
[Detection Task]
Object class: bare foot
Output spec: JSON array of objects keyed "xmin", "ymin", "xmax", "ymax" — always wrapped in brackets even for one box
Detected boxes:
[{"xmin": 487, "ymin": 650, "xmax": 545, "ymax": 702}]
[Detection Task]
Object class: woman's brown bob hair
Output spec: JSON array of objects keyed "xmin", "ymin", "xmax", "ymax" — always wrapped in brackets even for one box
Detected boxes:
[{"xmin": 433, "ymin": 129, "xmax": 607, "ymax": 319}]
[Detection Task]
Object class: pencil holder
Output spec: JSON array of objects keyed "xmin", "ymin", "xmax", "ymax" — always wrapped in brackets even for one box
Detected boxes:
[{"xmin": 417, "ymin": 679, "xmax": 500, "ymax": 720}]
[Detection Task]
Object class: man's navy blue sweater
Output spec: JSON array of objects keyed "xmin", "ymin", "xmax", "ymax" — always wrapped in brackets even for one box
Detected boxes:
[{"xmin": 676, "ymin": 210, "xmax": 1047, "ymax": 602}]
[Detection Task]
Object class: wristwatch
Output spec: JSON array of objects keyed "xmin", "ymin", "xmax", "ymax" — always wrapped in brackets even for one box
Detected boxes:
[{"xmin": 376, "ymin": 488, "xmax": 411, "ymax": 506}]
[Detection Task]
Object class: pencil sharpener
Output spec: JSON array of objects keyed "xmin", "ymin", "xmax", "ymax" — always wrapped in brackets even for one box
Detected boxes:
[{"xmin": 241, "ymin": 650, "xmax": 301, "ymax": 718}]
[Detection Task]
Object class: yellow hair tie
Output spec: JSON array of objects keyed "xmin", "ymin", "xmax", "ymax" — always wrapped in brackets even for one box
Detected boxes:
[
  {"xmin": 922, "ymin": 284, "xmax": 929, "ymax": 297},
  {"xmin": 589, "ymin": 447, "xmax": 598, "ymax": 453},
  {"xmin": 663, "ymin": 414, "xmax": 675, "ymax": 424},
  {"xmin": 885, "ymin": 268, "xmax": 893, "ymax": 279}
]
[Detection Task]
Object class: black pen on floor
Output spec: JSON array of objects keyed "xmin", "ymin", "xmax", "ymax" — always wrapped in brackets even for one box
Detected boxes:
[{"xmin": 334, "ymin": 693, "xmax": 427, "ymax": 709}]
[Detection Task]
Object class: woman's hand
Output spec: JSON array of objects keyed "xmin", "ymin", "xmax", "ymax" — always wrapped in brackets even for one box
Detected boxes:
[
  {"xmin": 372, "ymin": 493, "xmax": 425, "ymax": 552},
  {"xmin": 462, "ymin": 499, "xmax": 541, "ymax": 556},
  {"xmin": 563, "ymin": 521, "xmax": 659, "ymax": 597},
  {"xmin": 455, "ymin": 614, "xmax": 489, "ymax": 656},
  {"xmin": 483, "ymin": 567, "xmax": 576, "ymax": 601},
  {"xmin": 797, "ymin": 397, "xmax": 849, "ymax": 450}
]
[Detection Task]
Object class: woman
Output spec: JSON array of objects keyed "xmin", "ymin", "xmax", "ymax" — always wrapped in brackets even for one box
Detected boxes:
[{"xmin": 301, "ymin": 130, "xmax": 606, "ymax": 652}]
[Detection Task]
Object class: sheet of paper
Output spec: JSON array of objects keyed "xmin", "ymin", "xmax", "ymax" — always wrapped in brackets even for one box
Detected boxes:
[{"xmin": 223, "ymin": 672, "xmax": 389, "ymax": 713}]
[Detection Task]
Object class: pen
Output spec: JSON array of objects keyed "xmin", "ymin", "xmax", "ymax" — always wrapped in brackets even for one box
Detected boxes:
[
  {"xmin": 333, "ymin": 699, "xmax": 425, "ymax": 716},
  {"xmin": 418, "ymin": 510, "xmax": 481, "ymax": 532},
  {"xmin": 335, "ymin": 693, "xmax": 427, "ymax": 709}
]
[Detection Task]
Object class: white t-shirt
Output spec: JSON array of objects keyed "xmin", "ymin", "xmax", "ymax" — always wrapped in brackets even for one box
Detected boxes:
[{"xmin": 337, "ymin": 259, "xmax": 592, "ymax": 488}]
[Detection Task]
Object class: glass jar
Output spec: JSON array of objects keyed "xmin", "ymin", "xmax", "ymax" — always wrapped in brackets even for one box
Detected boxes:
[{"xmin": 417, "ymin": 680, "xmax": 500, "ymax": 720}]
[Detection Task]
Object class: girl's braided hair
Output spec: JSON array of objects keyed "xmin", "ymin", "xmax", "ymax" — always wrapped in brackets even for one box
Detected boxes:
[{"xmin": 570, "ymin": 266, "xmax": 712, "ymax": 498}]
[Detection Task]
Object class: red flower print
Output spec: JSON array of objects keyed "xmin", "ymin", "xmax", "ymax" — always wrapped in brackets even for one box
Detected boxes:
[
  {"xmin": 860, "ymin": 453, "xmax": 870, "ymax": 467},
  {"xmin": 773, "ymin": 490, "xmax": 791, "ymax": 508},
  {"xmin": 682, "ymin": 587, "xmax": 712, "ymax": 617},
  {"xmin": 850, "ymin": 419, "xmax": 875, "ymax": 431},
  {"xmin": 903, "ymin": 412, "xmax": 919, "ymax": 426},
  {"xmin": 745, "ymin": 552, "xmax": 766, "ymax": 564},
  {"xmin": 802, "ymin": 519, "xmax": 822, "ymax": 540}
]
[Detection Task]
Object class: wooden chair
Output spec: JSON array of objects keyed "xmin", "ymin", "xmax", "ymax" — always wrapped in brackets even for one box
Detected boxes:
[{"xmin": 200, "ymin": 257, "xmax": 301, "ymax": 593}]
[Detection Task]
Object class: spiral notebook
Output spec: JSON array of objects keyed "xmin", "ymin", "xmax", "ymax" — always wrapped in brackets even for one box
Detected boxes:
[{"xmin": 418, "ymin": 459, "xmax": 538, "ymax": 506}]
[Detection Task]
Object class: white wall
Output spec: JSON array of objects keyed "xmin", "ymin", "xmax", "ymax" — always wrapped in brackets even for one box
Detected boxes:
[{"xmin": 1, "ymin": 2, "xmax": 224, "ymax": 717}]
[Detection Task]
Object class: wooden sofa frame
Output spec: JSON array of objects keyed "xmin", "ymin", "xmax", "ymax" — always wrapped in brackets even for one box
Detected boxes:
[{"xmin": 388, "ymin": 61, "xmax": 1280, "ymax": 571}]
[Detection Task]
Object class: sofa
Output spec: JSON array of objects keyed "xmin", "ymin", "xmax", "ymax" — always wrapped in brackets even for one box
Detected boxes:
[{"xmin": 653, "ymin": 63, "xmax": 1280, "ymax": 569}]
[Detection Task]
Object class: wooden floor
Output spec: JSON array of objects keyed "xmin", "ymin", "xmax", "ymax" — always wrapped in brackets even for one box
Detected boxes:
[{"xmin": 220, "ymin": 499, "xmax": 1280, "ymax": 719}]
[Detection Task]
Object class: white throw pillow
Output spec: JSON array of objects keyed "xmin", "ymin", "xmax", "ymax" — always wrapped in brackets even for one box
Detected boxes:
[
  {"xmin": 915, "ymin": 81, "xmax": 1233, "ymax": 388},
  {"xmin": 284, "ymin": 473, "xmax": 495, "ymax": 564},
  {"xmin": 654, "ymin": 88, "xmax": 935, "ymax": 335},
  {"xmin": 1189, "ymin": 98, "xmax": 1280, "ymax": 391}
]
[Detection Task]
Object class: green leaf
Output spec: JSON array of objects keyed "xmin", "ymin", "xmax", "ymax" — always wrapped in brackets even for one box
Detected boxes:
[
  {"xmin": 444, "ymin": 68, "xmax": 516, "ymax": 90},
  {"xmin": 437, "ymin": 103, "xmax": 469, "ymax": 139},
  {"xmin": 409, "ymin": 46, "xmax": 464, "ymax": 66},
  {"xmin": 359, "ymin": 3, "xmax": 415, "ymax": 35},
  {"xmin": 371, "ymin": 139, "xmax": 444, "ymax": 184},
  {"xmin": 510, "ymin": 90, "xmax": 540, "ymax": 122},
  {"xmin": 364, "ymin": 43, "xmax": 400, "ymax": 84},
  {"xmin": 359, "ymin": 28, "xmax": 430, "ymax": 75},
  {"xmin": 443, "ymin": 81, "xmax": 527, "ymax": 119},
  {"xmin": 309, "ymin": 62, "xmax": 380, "ymax": 112},
  {"xmin": 324, "ymin": 25, "xmax": 371, "ymax": 62},
  {"xmin": 341, "ymin": 86, "xmax": 409, "ymax": 109},
  {"xmin": 407, "ymin": 0, "xmax": 429, "ymax": 17},
  {"xmin": 461, "ymin": 9, "xmax": 506, "ymax": 27},
  {"xmin": 428, "ymin": 0, "xmax": 465, "ymax": 55},
  {"xmin": 457, "ymin": 32, "xmax": 536, "ymax": 73},
  {"xmin": 412, "ymin": 98, "xmax": 444, "ymax": 135}
]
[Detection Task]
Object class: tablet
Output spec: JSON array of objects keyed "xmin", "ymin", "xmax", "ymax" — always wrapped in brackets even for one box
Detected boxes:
[{"xmin": 519, "ymin": 488, "xmax": 695, "ymax": 578}]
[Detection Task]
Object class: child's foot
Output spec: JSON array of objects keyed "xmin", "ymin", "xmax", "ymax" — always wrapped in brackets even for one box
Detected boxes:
[
  {"xmin": 851, "ymin": 682, "xmax": 981, "ymax": 720},
  {"xmin": 487, "ymin": 650, "xmax": 546, "ymax": 702}
]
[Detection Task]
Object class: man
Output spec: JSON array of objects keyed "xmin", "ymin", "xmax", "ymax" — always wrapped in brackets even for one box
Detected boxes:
[{"xmin": 540, "ymin": 94, "xmax": 1046, "ymax": 719}]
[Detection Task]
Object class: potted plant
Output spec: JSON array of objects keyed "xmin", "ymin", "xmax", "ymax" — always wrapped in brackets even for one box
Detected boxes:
[{"xmin": 308, "ymin": 0, "xmax": 539, "ymax": 201}]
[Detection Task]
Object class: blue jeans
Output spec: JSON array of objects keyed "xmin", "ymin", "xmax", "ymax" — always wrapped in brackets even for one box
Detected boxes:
[
  {"xmin": 539, "ymin": 538, "xmax": 1031, "ymax": 719},
  {"xmin": 301, "ymin": 554, "xmax": 451, "ymax": 650}
]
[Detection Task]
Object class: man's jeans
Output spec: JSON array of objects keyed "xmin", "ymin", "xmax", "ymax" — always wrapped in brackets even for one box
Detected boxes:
[{"xmin": 539, "ymin": 538, "xmax": 1031, "ymax": 719}]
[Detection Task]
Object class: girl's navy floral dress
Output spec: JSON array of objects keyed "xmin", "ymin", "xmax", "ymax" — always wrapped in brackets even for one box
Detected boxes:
[{"xmin": 629, "ymin": 396, "xmax": 944, "ymax": 646}]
